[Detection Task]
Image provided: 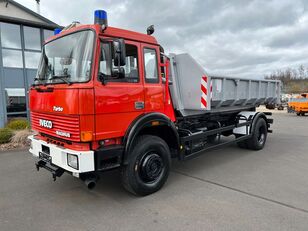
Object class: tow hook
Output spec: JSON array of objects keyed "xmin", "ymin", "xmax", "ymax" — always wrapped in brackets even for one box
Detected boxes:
[{"xmin": 35, "ymin": 160, "xmax": 65, "ymax": 181}]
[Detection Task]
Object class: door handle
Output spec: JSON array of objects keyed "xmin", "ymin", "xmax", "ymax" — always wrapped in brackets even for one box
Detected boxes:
[{"xmin": 135, "ymin": 101, "xmax": 144, "ymax": 110}]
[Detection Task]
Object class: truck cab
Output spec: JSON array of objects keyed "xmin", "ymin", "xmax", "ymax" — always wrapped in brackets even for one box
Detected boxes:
[{"xmin": 29, "ymin": 11, "xmax": 176, "ymax": 189}]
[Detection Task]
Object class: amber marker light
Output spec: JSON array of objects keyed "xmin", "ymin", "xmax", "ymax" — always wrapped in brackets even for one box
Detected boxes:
[{"xmin": 80, "ymin": 131, "xmax": 93, "ymax": 142}]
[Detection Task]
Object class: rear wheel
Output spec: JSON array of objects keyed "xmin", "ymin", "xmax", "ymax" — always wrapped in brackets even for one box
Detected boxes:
[
  {"xmin": 266, "ymin": 104, "xmax": 275, "ymax": 110},
  {"xmin": 246, "ymin": 118, "xmax": 267, "ymax": 150},
  {"xmin": 121, "ymin": 135, "xmax": 171, "ymax": 196},
  {"xmin": 277, "ymin": 105, "xmax": 284, "ymax": 110}
]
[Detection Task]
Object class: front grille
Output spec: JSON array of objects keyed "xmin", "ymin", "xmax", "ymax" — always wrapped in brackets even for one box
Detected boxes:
[{"xmin": 31, "ymin": 112, "xmax": 80, "ymax": 142}]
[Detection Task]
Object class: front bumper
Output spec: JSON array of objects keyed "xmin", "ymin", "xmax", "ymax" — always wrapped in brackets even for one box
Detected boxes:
[{"xmin": 28, "ymin": 135, "xmax": 95, "ymax": 175}]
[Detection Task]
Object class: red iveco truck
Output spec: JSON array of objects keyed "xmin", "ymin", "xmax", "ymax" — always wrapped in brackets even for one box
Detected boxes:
[{"xmin": 29, "ymin": 10, "xmax": 280, "ymax": 196}]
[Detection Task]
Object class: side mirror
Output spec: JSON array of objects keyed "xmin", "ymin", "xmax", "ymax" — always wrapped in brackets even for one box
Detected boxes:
[{"xmin": 113, "ymin": 39, "xmax": 126, "ymax": 66}]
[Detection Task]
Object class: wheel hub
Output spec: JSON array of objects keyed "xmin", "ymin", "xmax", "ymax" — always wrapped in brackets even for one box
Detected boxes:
[
  {"xmin": 258, "ymin": 133, "xmax": 265, "ymax": 143},
  {"xmin": 258, "ymin": 127, "xmax": 265, "ymax": 144},
  {"xmin": 140, "ymin": 153, "xmax": 163, "ymax": 183}
]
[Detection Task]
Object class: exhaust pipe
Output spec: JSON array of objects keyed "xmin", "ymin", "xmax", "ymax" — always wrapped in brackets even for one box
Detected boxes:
[
  {"xmin": 35, "ymin": 0, "xmax": 40, "ymax": 14},
  {"xmin": 84, "ymin": 177, "xmax": 97, "ymax": 190}
]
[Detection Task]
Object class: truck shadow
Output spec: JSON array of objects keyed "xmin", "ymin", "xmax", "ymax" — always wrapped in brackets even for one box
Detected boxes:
[
  {"xmin": 173, "ymin": 144, "xmax": 252, "ymax": 168},
  {"xmin": 65, "ymin": 144, "xmax": 254, "ymax": 199},
  {"xmin": 171, "ymin": 144, "xmax": 255, "ymax": 177}
]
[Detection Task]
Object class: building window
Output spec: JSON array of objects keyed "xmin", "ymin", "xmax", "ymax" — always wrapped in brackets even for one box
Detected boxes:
[
  {"xmin": 23, "ymin": 27, "xmax": 42, "ymax": 69},
  {"xmin": 0, "ymin": 22, "xmax": 21, "ymax": 49},
  {"xmin": 5, "ymin": 88, "xmax": 26, "ymax": 115},
  {"xmin": 2, "ymin": 49, "xmax": 23, "ymax": 68},
  {"xmin": 43, "ymin": 29, "xmax": 54, "ymax": 42},
  {"xmin": 25, "ymin": 51, "xmax": 41, "ymax": 69},
  {"xmin": 24, "ymin": 26, "xmax": 41, "ymax": 51},
  {"xmin": 144, "ymin": 48, "xmax": 159, "ymax": 83}
]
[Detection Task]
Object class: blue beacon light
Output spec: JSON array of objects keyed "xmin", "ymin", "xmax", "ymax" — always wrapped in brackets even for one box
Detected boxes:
[
  {"xmin": 54, "ymin": 28, "xmax": 62, "ymax": 35},
  {"xmin": 94, "ymin": 10, "xmax": 108, "ymax": 30}
]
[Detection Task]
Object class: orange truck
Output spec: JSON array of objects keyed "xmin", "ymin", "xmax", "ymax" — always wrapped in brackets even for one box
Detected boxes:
[{"xmin": 287, "ymin": 93, "xmax": 308, "ymax": 116}]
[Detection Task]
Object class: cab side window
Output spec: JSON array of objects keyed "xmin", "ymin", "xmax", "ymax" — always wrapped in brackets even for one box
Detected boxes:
[
  {"xmin": 99, "ymin": 43, "xmax": 112, "ymax": 77},
  {"xmin": 123, "ymin": 45, "xmax": 139, "ymax": 82},
  {"xmin": 144, "ymin": 48, "xmax": 159, "ymax": 83},
  {"xmin": 99, "ymin": 42, "xmax": 139, "ymax": 83}
]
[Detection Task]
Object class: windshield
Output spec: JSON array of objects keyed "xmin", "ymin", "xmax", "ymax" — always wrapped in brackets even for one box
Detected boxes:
[{"xmin": 36, "ymin": 30, "xmax": 95, "ymax": 85}]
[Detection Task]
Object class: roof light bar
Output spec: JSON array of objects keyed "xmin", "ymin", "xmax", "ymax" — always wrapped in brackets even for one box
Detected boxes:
[
  {"xmin": 94, "ymin": 10, "xmax": 108, "ymax": 31},
  {"xmin": 54, "ymin": 28, "xmax": 62, "ymax": 35}
]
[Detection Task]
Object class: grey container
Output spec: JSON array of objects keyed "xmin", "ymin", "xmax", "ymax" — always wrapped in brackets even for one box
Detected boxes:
[{"xmin": 168, "ymin": 53, "xmax": 281, "ymax": 116}]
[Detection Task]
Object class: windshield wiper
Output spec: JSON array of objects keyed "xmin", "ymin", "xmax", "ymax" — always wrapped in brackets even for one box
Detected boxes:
[{"xmin": 49, "ymin": 75, "xmax": 72, "ymax": 85}]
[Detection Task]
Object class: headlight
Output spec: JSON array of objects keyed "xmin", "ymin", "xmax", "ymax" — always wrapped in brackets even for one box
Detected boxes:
[{"xmin": 67, "ymin": 154, "xmax": 79, "ymax": 170}]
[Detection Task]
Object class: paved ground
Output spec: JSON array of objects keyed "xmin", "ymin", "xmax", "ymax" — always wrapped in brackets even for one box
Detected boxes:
[{"xmin": 1, "ymin": 109, "xmax": 308, "ymax": 231}]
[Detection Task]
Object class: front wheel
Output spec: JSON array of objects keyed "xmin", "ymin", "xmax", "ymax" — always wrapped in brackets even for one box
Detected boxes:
[{"xmin": 121, "ymin": 135, "xmax": 171, "ymax": 196}]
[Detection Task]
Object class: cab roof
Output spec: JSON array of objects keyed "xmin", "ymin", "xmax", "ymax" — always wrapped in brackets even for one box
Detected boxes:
[{"xmin": 45, "ymin": 24, "xmax": 158, "ymax": 46}]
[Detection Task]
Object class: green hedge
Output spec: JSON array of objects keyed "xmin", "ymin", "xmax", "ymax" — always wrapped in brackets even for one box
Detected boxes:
[
  {"xmin": 0, "ymin": 128, "xmax": 13, "ymax": 144},
  {"xmin": 6, "ymin": 119, "xmax": 30, "ymax": 130}
]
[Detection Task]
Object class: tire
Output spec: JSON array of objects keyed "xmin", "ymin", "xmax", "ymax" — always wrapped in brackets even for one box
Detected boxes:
[
  {"xmin": 246, "ymin": 118, "xmax": 267, "ymax": 150},
  {"xmin": 266, "ymin": 104, "xmax": 275, "ymax": 110},
  {"xmin": 121, "ymin": 135, "xmax": 171, "ymax": 196},
  {"xmin": 277, "ymin": 105, "xmax": 284, "ymax": 110}
]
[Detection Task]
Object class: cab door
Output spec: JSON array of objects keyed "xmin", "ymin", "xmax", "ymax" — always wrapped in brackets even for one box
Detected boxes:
[
  {"xmin": 141, "ymin": 44, "xmax": 164, "ymax": 113},
  {"xmin": 94, "ymin": 40, "xmax": 144, "ymax": 140}
]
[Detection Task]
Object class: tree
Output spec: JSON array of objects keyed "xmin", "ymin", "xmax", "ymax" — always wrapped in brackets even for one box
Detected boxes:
[
  {"xmin": 298, "ymin": 65, "xmax": 305, "ymax": 79},
  {"xmin": 264, "ymin": 65, "xmax": 308, "ymax": 93}
]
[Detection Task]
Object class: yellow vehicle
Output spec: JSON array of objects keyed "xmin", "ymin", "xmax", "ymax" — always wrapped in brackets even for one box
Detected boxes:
[{"xmin": 288, "ymin": 93, "xmax": 308, "ymax": 116}]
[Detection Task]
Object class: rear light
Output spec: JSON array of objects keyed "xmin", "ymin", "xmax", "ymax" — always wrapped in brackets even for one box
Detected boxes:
[
  {"xmin": 67, "ymin": 154, "xmax": 79, "ymax": 170},
  {"xmin": 80, "ymin": 131, "xmax": 93, "ymax": 142}
]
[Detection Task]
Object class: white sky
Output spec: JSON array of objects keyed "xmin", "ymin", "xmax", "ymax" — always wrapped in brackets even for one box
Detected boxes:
[{"xmin": 14, "ymin": 0, "xmax": 308, "ymax": 79}]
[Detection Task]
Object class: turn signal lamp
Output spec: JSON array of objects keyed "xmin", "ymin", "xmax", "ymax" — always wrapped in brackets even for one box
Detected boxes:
[
  {"xmin": 94, "ymin": 10, "xmax": 108, "ymax": 31},
  {"xmin": 80, "ymin": 131, "xmax": 93, "ymax": 142}
]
